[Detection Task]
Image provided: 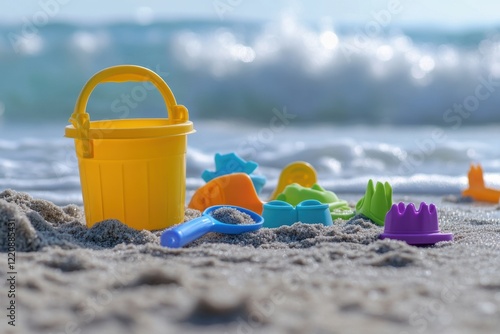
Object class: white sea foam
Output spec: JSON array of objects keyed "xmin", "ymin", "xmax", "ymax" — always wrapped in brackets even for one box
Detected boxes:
[{"xmin": 2, "ymin": 123, "xmax": 498, "ymax": 205}]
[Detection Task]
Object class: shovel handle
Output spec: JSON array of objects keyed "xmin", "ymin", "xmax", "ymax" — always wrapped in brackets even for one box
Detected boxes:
[{"xmin": 160, "ymin": 216, "xmax": 214, "ymax": 248}]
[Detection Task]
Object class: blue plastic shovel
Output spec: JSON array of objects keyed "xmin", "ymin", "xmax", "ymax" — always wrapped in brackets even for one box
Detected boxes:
[{"xmin": 160, "ymin": 205, "xmax": 264, "ymax": 248}]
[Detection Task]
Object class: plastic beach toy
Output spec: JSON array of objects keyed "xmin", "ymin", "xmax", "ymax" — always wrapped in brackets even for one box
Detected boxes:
[
  {"xmin": 190, "ymin": 161, "xmax": 318, "ymax": 215},
  {"xmin": 161, "ymin": 205, "xmax": 263, "ymax": 248},
  {"xmin": 189, "ymin": 173, "xmax": 264, "ymax": 214},
  {"xmin": 380, "ymin": 202, "xmax": 453, "ymax": 245},
  {"xmin": 269, "ymin": 161, "xmax": 317, "ymax": 200},
  {"xmin": 462, "ymin": 164, "xmax": 500, "ymax": 203},
  {"xmin": 65, "ymin": 65, "xmax": 195, "ymax": 231},
  {"xmin": 263, "ymin": 200, "xmax": 333, "ymax": 228},
  {"xmin": 276, "ymin": 183, "xmax": 355, "ymax": 220},
  {"xmin": 356, "ymin": 179, "xmax": 392, "ymax": 226},
  {"xmin": 202, "ymin": 153, "xmax": 266, "ymax": 194}
]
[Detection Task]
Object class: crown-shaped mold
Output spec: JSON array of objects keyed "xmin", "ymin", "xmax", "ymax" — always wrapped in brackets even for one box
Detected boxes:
[
  {"xmin": 356, "ymin": 179, "xmax": 393, "ymax": 226},
  {"xmin": 384, "ymin": 202, "xmax": 438, "ymax": 234},
  {"xmin": 380, "ymin": 202, "xmax": 453, "ymax": 245}
]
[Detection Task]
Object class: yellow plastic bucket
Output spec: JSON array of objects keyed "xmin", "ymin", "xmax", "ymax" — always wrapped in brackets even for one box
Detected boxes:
[{"xmin": 65, "ymin": 65, "xmax": 195, "ymax": 230}]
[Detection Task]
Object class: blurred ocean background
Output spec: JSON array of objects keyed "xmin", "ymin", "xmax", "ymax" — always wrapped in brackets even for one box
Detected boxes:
[{"xmin": 1, "ymin": 1, "xmax": 500, "ymax": 205}]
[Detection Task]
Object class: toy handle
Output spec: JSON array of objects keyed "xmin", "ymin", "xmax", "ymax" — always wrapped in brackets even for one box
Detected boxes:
[
  {"xmin": 69, "ymin": 65, "xmax": 189, "ymax": 158},
  {"xmin": 160, "ymin": 216, "xmax": 214, "ymax": 248}
]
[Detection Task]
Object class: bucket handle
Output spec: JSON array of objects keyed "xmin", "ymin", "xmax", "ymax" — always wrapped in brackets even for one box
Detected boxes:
[{"xmin": 69, "ymin": 65, "xmax": 189, "ymax": 158}]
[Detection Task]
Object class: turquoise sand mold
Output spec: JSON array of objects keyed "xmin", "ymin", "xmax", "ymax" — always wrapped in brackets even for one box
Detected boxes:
[
  {"xmin": 1, "ymin": 189, "xmax": 500, "ymax": 334},
  {"xmin": 263, "ymin": 200, "xmax": 333, "ymax": 227}
]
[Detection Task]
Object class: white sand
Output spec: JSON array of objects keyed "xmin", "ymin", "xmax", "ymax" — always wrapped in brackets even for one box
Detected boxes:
[{"xmin": 1, "ymin": 189, "xmax": 500, "ymax": 334}]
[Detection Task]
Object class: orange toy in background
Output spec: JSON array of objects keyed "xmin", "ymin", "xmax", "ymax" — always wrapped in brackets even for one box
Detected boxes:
[{"xmin": 462, "ymin": 164, "xmax": 500, "ymax": 203}]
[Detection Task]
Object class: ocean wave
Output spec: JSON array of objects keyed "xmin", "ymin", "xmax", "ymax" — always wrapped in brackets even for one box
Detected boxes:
[{"xmin": 1, "ymin": 19, "xmax": 500, "ymax": 125}]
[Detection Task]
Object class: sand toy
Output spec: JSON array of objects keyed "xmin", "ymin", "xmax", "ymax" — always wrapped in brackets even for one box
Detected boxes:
[
  {"xmin": 276, "ymin": 183, "xmax": 354, "ymax": 220},
  {"xmin": 160, "ymin": 205, "xmax": 263, "ymax": 248},
  {"xmin": 380, "ymin": 202, "xmax": 453, "ymax": 245},
  {"xmin": 202, "ymin": 152, "xmax": 266, "ymax": 194},
  {"xmin": 65, "ymin": 65, "xmax": 195, "ymax": 231},
  {"xmin": 356, "ymin": 179, "xmax": 393, "ymax": 226},
  {"xmin": 263, "ymin": 199, "xmax": 333, "ymax": 228},
  {"xmin": 189, "ymin": 173, "xmax": 263, "ymax": 213},
  {"xmin": 190, "ymin": 162, "xmax": 319, "ymax": 214},
  {"xmin": 462, "ymin": 164, "xmax": 500, "ymax": 203},
  {"xmin": 269, "ymin": 161, "xmax": 317, "ymax": 200}
]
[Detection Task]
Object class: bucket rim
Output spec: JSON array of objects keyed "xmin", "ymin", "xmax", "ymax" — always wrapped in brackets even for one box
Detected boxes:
[{"xmin": 65, "ymin": 118, "xmax": 195, "ymax": 139}]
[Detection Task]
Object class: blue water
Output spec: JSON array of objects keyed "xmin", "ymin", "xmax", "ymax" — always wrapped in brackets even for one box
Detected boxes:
[
  {"xmin": 1, "ymin": 19, "xmax": 500, "ymax": 124},
  {"xmin": 1, "ymin": 19, "xmax": 500, "ymax": 205}
]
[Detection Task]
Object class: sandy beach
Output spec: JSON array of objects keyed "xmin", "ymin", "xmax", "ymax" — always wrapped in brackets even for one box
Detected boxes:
[
  {"xmin": 4, "ymin": 1, "xmax": 500, "ymax": 333},
  {"xmin": 1, "ymin": 189, "xmax": 499, "ymax": 334}
]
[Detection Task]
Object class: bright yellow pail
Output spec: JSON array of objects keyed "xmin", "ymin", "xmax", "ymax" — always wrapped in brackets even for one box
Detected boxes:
[{"xmin": 65, "ymin": 65, "xmax": 195, "ymax": 230}]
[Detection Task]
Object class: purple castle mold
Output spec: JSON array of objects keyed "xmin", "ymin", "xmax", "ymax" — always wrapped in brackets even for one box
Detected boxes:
[{"xmin": 380, "ymin": 202, "xmax": 453, "ymax": 245}]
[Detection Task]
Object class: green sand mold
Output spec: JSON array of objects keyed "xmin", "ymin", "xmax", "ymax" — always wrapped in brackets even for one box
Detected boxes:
[
  {"xmin": 276, "ymin": 183, "xmax": 355, "ymax": 220},
  {"xmin": 355, "ymin": 179, "xmax": 393, "ymax": 226}
]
